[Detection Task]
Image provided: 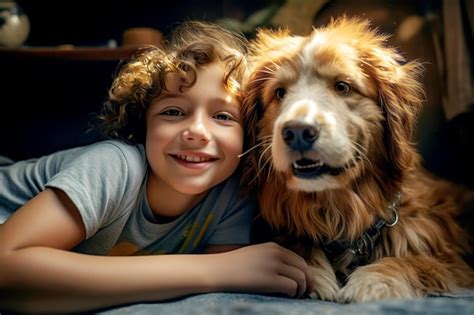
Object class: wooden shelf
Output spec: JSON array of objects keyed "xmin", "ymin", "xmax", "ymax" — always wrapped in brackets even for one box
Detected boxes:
[{"xmin": 0, "ymin": 46, "xmax": 140, "ymax": 60}]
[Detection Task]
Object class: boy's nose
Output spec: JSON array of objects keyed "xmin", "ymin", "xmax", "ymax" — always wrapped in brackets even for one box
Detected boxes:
[{"xmin": 182, "ymin": 118, "xmax": 211, "ymax": 143}]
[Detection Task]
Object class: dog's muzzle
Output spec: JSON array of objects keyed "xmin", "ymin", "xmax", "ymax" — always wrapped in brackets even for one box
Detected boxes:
[{"xmin": 282, "ymin": 120, "xmax": 360, "ymax": 179}]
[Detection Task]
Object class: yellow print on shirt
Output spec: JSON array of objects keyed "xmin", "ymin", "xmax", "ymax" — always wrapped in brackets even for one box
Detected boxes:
[
  {"xmin": 107, "ymin": 213, "xmax": 214, "ymax": 256},
  {"xmin": 107, "ymin": 241, "xmax": 140, "ymax": 256},
  {"xmin": 178, "ymin": 214, "xmax": 214, "ymax": 253}
]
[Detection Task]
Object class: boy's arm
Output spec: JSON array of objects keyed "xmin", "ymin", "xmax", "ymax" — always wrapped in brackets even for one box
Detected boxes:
[
  {"xmin": 204, "ymin": 244, "xmax": 242, "ymax": 253},
  {"xmin": 0, "ymin": 188, "xmax": 313, "ymax": 314}
]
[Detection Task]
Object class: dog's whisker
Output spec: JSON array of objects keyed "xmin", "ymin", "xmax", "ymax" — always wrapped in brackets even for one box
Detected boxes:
[
  {"xmin": 351, "ymin": 141, "xmax": 371, "ymax": 169},
  {"xmin": 252, "ymin": 159, "xmax": 271, "ymax": 184},
  {"xmin": 256, "ymin": 135, "xmax": 273, "ymax": 143},
  {"xmin": 259, "ymin": 67, "xmax": 276, "ymax": 75},
  {"xmin": 253, "ymin": 144, "xmax": 273, "ymax": 182},
  {"xmin": 238, "ymin": 142, "xmax": 266, "ymax": 158},
  {"xmin": 248, "ymin": 77, "xmax": 271, "ymax": 85},
  {"xmin": 238, "ymin": 136, "xmax": 273, "ymax": 159},
  {"xmin": 257, "ymin": 144, "xmax": 272, "ymax": 169},
  {"xmin": 262, "ymin": 156, "xmax": 275, "ymax": 183},
  {"xmin": 266, "ymin": 159, "xmax": 278, "ymax": 184}
]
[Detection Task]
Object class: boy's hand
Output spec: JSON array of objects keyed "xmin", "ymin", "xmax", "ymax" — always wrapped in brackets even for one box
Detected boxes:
[{"xmin": 209, "ymin": 242, "xmax": 315, "ymax": 297}]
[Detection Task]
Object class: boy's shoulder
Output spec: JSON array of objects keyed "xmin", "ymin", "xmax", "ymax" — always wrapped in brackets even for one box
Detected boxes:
[
  {"xmin": 83, "ymin": 140, "xmax": 146, "ymax": 166},
  {"xmin": 89, "ymin": 139, "xmax": 143, "ymax": 154},
  {"xmin": 57, "ymin": 140, "xmax": 147, "ymax": 185}
]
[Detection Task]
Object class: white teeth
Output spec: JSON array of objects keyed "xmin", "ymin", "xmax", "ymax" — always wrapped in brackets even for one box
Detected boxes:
[
  {"xmin": 292, "ymin": 161, "xmax": 324, "ymax": 169},
  {"xmin": 176, "ymin": 155, "xmax": 212, "ymax": 163}
]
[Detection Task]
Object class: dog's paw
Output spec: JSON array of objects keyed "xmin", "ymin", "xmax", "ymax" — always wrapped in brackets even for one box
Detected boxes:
[
  {"xmin": 339, "ymin": 268, "xmax": 418, "ymax": 303},
  {"xmin": 308, "ymin": 266, "xmax": 340, "ymax": 301}
]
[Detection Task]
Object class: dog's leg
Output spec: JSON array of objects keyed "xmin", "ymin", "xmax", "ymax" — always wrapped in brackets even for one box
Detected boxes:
[
  {"xmin": 307, "ymin": 248, "xmax": 340, "ymax": 301},
  {"xmin": 339, "ymin": 255, "xmax": 467, "ymax": 302}
]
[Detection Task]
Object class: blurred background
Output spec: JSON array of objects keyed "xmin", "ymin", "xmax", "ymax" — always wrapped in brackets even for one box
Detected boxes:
[{"xmin": 0, "ymin": 0, "xmax": 472, "ymax": 187}]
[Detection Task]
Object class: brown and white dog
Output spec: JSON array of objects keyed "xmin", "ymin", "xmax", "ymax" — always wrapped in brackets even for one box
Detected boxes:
[{"xmin": 241, "ymin": 17, "xmax": 474, "ymax": 302}]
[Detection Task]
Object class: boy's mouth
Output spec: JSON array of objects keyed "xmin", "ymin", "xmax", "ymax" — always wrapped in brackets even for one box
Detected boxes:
[
  {"xmin": 169, "ymin": 154, "xmax": 219, "ymax": 166},
  {"xmin": 169, "ymin": 154, "xmax": 219, "ymax": 170},
  {"xmin": 174, "ymin": 154, "xmax": 217, "ymax": 163}
]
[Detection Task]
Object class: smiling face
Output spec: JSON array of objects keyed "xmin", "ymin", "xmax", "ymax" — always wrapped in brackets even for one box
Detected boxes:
[
  {"xmin": 243, "ymin": 18, "xmax": 423, "ymax": 195},
  {"xmin": 246, "ymin": 32, "xmax": 382, "ymax": 193},
  {"xmin": 266, "ymin": 33, "xmax": 383, "ymax": 192},
  {"xmin": 145, "ymin": 62, "xmax": 243, "ymax": 205}
]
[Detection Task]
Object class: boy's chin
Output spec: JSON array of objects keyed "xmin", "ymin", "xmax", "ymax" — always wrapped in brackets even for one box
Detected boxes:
[{"xmin": 175, "ymin": 180, "xmax": 221, "ymax": 196}]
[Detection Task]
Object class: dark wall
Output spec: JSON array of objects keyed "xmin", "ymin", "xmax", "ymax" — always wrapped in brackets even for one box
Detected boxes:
[
  {"xmin": 0, "ymin": 56, "xmax": 116, "ymax": 160},
  {"xmin": 16, "ymin": 1, "xmax": 269, "ymax": 46},
  {"xmin": 1, "ymin": 1, "xmax": 271, "ymax": 161}
]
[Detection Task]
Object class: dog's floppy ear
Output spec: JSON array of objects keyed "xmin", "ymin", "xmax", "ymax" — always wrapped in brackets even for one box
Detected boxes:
[
  {"xmin": 241, "ymin": 29, "xmax": 302, "ymax": 188},
  {"xmin": 366, "ymin": 48, "xmax": 425, "ymax": 185},
  {"xmin": 242, "ymin": 28, "xmax": 298, "ymax": 140}
]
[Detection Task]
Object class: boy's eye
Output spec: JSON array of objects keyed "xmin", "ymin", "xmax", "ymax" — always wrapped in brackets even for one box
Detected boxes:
[
  {"xmin": 160, "ymin": 108, "xmax": 185, "ymax": 116},
  {"xmin": 213, "ymin": 112, "xmax": 235, "ymax": 121}
]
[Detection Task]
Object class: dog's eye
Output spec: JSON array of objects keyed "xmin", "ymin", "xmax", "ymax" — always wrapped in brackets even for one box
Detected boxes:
[
  {"xmin": 275, "ymin": 88, "xmax": 286, "ymax": 101},
  {"xmin": 335, "ymin": 81, "xmax": 352, "ymax": 95}
]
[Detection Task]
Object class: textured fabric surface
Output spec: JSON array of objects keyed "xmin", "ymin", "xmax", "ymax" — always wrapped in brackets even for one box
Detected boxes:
[{"xmin": 100, "ymin": 291, "xmax": 474, "ymax": 315}]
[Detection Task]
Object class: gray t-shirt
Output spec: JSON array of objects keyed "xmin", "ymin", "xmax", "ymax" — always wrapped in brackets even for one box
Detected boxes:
[{"xmin": 0, "ymin": 140, "xmax": 257, "ymax": 255}]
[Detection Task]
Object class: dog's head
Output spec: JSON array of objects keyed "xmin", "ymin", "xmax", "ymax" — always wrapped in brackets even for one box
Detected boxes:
[{"xmin": 242, "ymin": 17, "xmax": 424, "ymax": 196}]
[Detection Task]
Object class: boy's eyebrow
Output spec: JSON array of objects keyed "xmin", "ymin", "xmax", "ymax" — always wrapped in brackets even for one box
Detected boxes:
[
  {"xmin": 217, "ymin": 95, "xmax": 239, "ymax": 107},
  {"xmin": 155, "ymin": 93, "xmax": 181, "ymax": 101},
  {"xmin": 152, "ymin": 92, "xmax": 239, "ymax": 109}
]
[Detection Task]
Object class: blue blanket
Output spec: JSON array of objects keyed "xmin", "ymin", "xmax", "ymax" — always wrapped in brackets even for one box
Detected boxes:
[{"xmin": 100, "ymin": 291, "xmax": 474, "ymax": 315}]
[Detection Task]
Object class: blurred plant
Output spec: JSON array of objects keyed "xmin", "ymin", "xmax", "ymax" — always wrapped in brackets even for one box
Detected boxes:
[{"xmin": 216, "ymin": 0, "xmax": 285, "ymax": 37}]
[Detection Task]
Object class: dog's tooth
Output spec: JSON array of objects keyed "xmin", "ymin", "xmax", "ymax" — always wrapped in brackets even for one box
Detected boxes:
[{"xmin": 292, "ymin": 160, "xmax": 324, "ymax": 169}]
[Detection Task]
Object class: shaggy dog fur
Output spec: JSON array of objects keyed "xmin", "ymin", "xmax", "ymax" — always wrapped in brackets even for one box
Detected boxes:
[{"xmin": 241, "ymin": 17, "xmax": 474, "ymax": 302}]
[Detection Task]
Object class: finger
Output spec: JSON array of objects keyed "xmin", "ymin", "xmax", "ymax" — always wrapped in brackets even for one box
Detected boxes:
[
  {"xmin": 275, "ymin": 244, "xmax": 307, "ymax": 271},
  {"xmin": 300, "ymin": 263, "xmax": 315, "ymax": 293},
  {"xmin": 277, "ymin": 263, "xmax": 307, "ymax": 297},
  {"xmin": 275, "ymin": 244, "xmax": 314, "ymax": 294},
  {"xmin": 306, "ymin": 267, "xmax": 316, "ymax": 293},
  {"xmin": 275, "ymin": 244, "xmax": 314, "ymax": 295},
  {"xmin": 273, "ymin": 275, "xmax": 299, "ymax": 297}
]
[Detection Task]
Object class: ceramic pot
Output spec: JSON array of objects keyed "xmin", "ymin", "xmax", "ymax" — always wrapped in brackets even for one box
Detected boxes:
[{"xmin": 0, "ymin": 0, "xmax": 30, "ymax": 48}]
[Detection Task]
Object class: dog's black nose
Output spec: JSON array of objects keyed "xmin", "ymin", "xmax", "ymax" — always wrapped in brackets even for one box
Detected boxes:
[{"xmin": 282, "ymin": 121, "xmax": 320, "ymax": 151}]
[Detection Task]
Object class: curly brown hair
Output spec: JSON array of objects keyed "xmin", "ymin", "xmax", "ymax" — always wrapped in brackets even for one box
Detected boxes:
[{"xmin": 96, "ymin": 20, "xmax": 248, "ymax": 144}]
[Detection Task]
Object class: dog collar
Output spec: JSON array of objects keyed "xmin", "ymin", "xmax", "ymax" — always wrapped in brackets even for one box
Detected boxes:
[{"xmin": 321, "ymin": 191, "xmax": 401, "ymax": 282}]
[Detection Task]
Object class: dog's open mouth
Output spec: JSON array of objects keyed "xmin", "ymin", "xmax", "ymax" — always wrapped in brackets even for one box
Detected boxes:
[{"xmin": 292, "ymin": 157, "xmax": 356, "ymax": 179}]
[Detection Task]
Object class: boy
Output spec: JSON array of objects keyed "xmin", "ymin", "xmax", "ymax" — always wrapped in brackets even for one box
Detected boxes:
[{"xmin": 0, "ymin": 21, "xmax": 312, "ymax": 313}]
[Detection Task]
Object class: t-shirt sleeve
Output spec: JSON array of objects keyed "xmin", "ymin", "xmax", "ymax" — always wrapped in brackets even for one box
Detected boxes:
[
  {"xmin": 207, "ymin": 178, "xmax": 258, "ymax": 246},
  {"xmin": 45, "ymin": 141, "xmax": 146, "ymax": 239}
]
